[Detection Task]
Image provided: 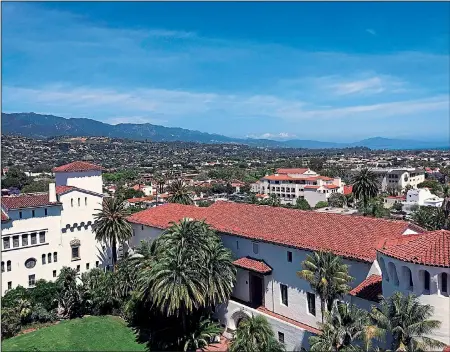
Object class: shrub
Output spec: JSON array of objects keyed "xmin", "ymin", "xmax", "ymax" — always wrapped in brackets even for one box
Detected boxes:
[
  {"xmin": 295, "ymin": 198, "xmax": 311, "ymax": 210},
  {"xmin": 30, "ymin": 303, "xmax": 57, "ymax": 323},
  {"xmin": 1, "ymin": 307, "xmax": 22, "ymax": 339},
  {"xmin": 30, "ymin": 280, "xmax": 58, "ymax": 311},
  {"xmin": 315, "ymin": 201, "xmax": 328, "ymax": 209}
]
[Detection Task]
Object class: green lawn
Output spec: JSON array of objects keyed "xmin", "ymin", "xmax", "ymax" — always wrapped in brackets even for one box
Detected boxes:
[{"xmin": 2, "ymin": 315, "xmax": 147, "ymax": 352}]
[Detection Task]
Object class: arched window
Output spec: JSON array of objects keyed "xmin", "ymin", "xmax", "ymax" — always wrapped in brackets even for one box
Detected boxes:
[
  {"xmin": 54, "ymin": 252, "xmax": 58, "ymax": 262},
  {"xmin": 441, "ymin": 273, "xmax": 448, "ymax": 294},
  {"xmin": 388, "ymin": 262, "xmax": 399, "ymax": 286},
  {"xmin": 378, "ymin": 257, "xmax": 388, "ymax": 281},
  {"xmin": 1, "ymin": 261, "xmax": 4, "ymax": 272},
  {"xmin": 42, "ymin": 254, "xmax": 46, "ymax": 265},
  {"xmin": 7, "ymin": 260, "xmax": 11, "ymax": 272},
  {"xmin": 419, "ymin": 270, "xmax": 431, "ymax": 293},
  {"xmin": 48, "ymin": 253, "xmax": 52, "ymax": 263},
  {"xmin": 401, "ymin": 266, "xmax": 413, "ymax": 290}
]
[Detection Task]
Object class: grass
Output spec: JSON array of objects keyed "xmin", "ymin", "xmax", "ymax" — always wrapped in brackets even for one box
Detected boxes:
[{"xmin": 2, "ymin": 315, "xmax": 147, "ymax": 352}]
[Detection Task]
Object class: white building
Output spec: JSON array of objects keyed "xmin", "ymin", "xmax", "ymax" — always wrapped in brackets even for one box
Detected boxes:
[
  {"xmin": 350, "ymin": 168, "xmax": 425, "ymax": 192},
  {"xmin": 402, "ymin": 188, "xmax": 444, "ymax": 213},
  {"xmin": 251, "ymin": 168, "xmax": 343, "ymax": 207},
  {"xmin": 1, "ymin": 161, "xmax": 108, "ymax": 295},
  {"xmin": 127, "ymin": 202, "xmax": 449, "ymax": 350}
]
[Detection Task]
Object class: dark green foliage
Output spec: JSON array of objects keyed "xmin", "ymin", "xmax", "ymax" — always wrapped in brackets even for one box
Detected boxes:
[
  {"xmin": 352, "ymin": 168, "xmax": 379, "ymax": 210},
  {"xmin": 295, "ymin": 197, "xmax": 311, "ymax": 210},
  {"xmin": 55, "ymin": 267, "xmax": 84, "ymax": 319},
  {"xmin": 411, "ymin": 206, "xmax": 446, "ymax": 230},
  {"xmin": 29, "ymin": 280, "xmax": 58, "ymax": 311},
  {"xmin": 167, "ymin": 179, "xmax": 194, "ymax": 205},
  {"xmin": 2, "ymin": 167, "xmax": 31, "ymax": 189},
  {"xmin": 30, "ymin": 303, "xmax": 57, "ymax": 323},
  {"xmin": 116, "ymin": 188, "xmax": 145, "ymax": 201},
  {"xmin": 1, "ymin": 307, "xmax": 22, "ymax": 339},
  {"xmin": 315, "ymin": 201, "xmax": 329, "ymax": 209},
  {"xmin": 2, "ymin": 285, "xmax": 32, "ymax": 308},
  {"xmin": 21, "ymin": 180, "xmax": 52, "ymax": 194}
]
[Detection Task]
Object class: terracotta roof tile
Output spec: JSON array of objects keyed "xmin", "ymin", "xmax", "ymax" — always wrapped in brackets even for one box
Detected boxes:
[
  {"xmin": 56, "ymin": 185, "xmax": 75, "ymax": 194},
  {"xmin": 343, "ymin": 185, "xmax": 353, "ymax": 195},
  {"xmin": 52, "ymin": 161, "xmax": 104, "ymax": 173},
  {"xmin": 127, "ymin": 202, "xmax": 419, "ymax": 262},
  {"xmin": 1, "ymin": 210, "xmax": 9, "ymax": 222},
  {"xmin": 378, "ymin": 230, "xmax": 450, "ymax": 267},
  {"xmin": 324, "ymin": 184, "xmax": 339, "ymax": 189},
  {"xmin": 256, "ymin": 307, "xmax": 321, "ymax": 335},
  {"xmin": 349, "ymin": 275, "xmax": 382, "ymax": 302},
  {"xmin": 233, "ymin": 257, "xmax": 272, "ymax": 274},
  {"xmin": 1, "ymin": 194, "xmax": 60, "ymax": 210}
]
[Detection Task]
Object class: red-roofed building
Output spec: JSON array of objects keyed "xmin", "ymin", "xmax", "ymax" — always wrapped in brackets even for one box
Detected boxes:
[
  {"xmin": 125, "ymin": 201, "xmax": 449, "ymax": 349},
  {"xmin": 252, "ymin": 167, "xmax": 345, "ymax": 207},
  {"xmin": 52, "ymin": 161, "xmax": 104, "ymax": 173}
]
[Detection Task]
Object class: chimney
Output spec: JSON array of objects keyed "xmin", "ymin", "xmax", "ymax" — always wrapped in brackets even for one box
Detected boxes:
[{"xmin": 49, "ymin": 183, "xmax": 57, "ymax": 203}]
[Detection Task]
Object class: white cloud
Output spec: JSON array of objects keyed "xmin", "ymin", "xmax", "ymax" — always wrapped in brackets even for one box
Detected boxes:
[{"xmin": 247, "ymin": 132, "xmax": 298, "ymax": 140}]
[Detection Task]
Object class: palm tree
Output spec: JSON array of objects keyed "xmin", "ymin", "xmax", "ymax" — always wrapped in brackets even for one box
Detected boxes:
[
  {"xmin": 352, "ymin": 168, "xmax": 379, "ymax": 210},
  {"xmin": 182, "ymin": 318, "xmax": 222, "ymax": 352},
  {"xmin": 229, "ymin": 315, "xmax": 285, "ymax": 352},
  {"xmin": 411, "ymin": 206, "xmax": 446, "ymax": 230},
  {"xmin": 309, "ymin": 302, "xmax": 370, "ymax": 351},
  {"xmin": 297, "ymin": 251, "xmax": 353, "ymax": 321},
  {"xmin": 371, "ymin": 292, "xmax": 445, "ymax": 352},
  {"xmin": 55, "ymin": 267, "xmax": 83, "ymax": 318},
  {"xmin": 167, "ymin": 179, "xmax": 194, "ymax": 205},
  {"xmin": 92, "ymin": 197, "xmax": 133, "ymax": 270}
]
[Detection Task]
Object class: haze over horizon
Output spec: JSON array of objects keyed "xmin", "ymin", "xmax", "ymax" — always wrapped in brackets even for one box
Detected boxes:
[{"xmin": 2, "ymin": 2, "xmax": 449, "ymax": 142}]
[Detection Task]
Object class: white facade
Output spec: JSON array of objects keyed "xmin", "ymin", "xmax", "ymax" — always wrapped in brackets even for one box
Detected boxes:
[
  {"xmin": 402, "ymin": 188, "xmax": 443, "ymax": 213},
  {"xmin": 1, "ymin": 165, "xmax": 107, "ymax": 295},
  {"xmin": 351, "ymin": 168, "xmax": 426, "ymax": 192}
]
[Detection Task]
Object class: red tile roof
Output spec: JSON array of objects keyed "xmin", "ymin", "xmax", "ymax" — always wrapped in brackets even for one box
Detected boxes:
[
  {"xmin": 276, "ymin": 168, "xmax": 309, "ymax": 174},
  {"xmin": 56, "ymin": 185, "xmax": 75, "ymax": 194},
  {"xmin": 199, "ymin": 336, "xmax": 230, "ymax": 352},
  {"xmin": 1, "ymin": 210, "xmax": 9, "ymax": 222},
  {"xmin": 256, "ymin": 307, "xmax": 321, "ymax": 335},
  {"xmin": 349, "ymin": 275, "xmax": 382, "ymax": 302},
  {"xmin": 233, "ymin": 257, "xmax": 272, "ymax": 274},
  {"xmin": 52, "ymin": 161, "xmax": 104, "ymax": 173},
  {"xmin": 343, "ymin": 185, "xmax": 353, "ymax": 195},
  {"xmin": 324, "ymin": 184, "xmax": 339, "ymax": 189},
  {"xmin": 127, "ymin": 196, "xmax": 154, "ymax": 203},
  {"xmin": 127, "ymin": 202, "xmax": 421, "ymax": 263},
  {"xmin": 304, "ymin": 185, "xmax": 320, "ymax": 189},
  {"xmin": 1, "ymin": 194, "xmax": 60, "ymax": 210},
  {"xmin": 378, "ymin": 230, "xmax": 450, "ymax": 267}
]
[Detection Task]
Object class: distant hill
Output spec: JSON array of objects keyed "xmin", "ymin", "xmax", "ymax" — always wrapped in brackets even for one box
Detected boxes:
[{"xmin": 2, "ymin": 112, "xmax": 447, "ymax": 150}]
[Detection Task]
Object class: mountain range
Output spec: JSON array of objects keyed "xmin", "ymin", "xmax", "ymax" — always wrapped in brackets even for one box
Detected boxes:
[{"xmin": 2, "ymin": 112, "xmax": 448, "ymax": 150}]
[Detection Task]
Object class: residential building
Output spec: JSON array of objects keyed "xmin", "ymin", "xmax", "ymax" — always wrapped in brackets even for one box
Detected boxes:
[
  {"xmin": 349, "ymin": 168, "xmax": 425, "ymax": 192},
  {"xmin": 383, "ymin": 195, "xmax": 406, "ymax": 209},
  {"xmin": 251, "ymin": 168, "xmax": 344, "ymax": 207},
  {"xmin": 127, "ymin": 202, "xmax": 449, "ymax": 350},
  {"xmin": 402, "ymin": 188, "xmax": 444, "ymax": 213},
  {"xmin": 1, "ymin": 161, "xmax": 108, "ymax": 295}
]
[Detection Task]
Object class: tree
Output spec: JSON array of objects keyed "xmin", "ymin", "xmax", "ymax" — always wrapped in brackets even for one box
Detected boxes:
[
  {"xmin": 229, "ymin": 315, "xmax": 285, "ymax": 352},
  {"xmin": 55, "ymin": 267, "xmax": 83, "ymax": 319},
  {"xmin": 30, "ymin": 279, "xmax": 58, "ymax": 311},
  {"xmin": 352, "ymin": 169, "xmax": 379, "ymax": 211},
  {"xmin": 167, "ymin": 179, "xmax": 194, "ymax": 205},
  {"xmin": 328, "ymin": 193, "xmax": 347, "ymax": 208},
  {"xmin": 371, "ymin": 292, "xmax": 445, "ymax": 352},
  {"xmin": 264, "ymin": 194, "xmax": 281, "ymax": 207},
  {"xmin": 116, "ymin": 187, "xmax": 145, "ymax": 201},
  {"xmin": 183, "ymin": 318, "xmax": 222, "ymax": 352},
  {"xmin": 2, "ymin": 167, "xmax": 31, "ymax": 189},
  {"xmin": 297, "ymin": 251, "xmax": 353, "ymax": 321},
  {"xmin": 295, "ymin": 198, "xmax": 311, "ymax": 210},
  {"xmin": 1, "ymin": 307, "xmax": 21, "ymax": 339},
  {"xmin": 392, "ymin": 202, "xmax": 403, "ymax": 212},
  {"xmin": 315, "ymin": 201, "xmax": 329, "ymax": 209},
  {"xmin": 309, "ymin": 302, "xmax": 370, "ymax": 351},
  {"xmin": 309, "ymin": 157, "xmax": 325, "ymax": 172},
  {"xmin": 411, "ymin": 206, "xmax": 446, "ymax": 231},
  {"xmin": 21, "ymin": 180, "xmax": 52, "ymax": 194},
  {"xmin": 417, "ymin": 180, "xmax": 443, "ymax": 196},
  {"xmin": 358, "ymin": 198, "xmax": 390, "ymax": 219}
]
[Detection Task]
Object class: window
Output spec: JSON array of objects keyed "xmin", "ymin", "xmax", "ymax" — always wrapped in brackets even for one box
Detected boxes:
[
  {"xmin": 45, "ymin": 208, "xmax": 48, "ymax": 216},
  {"xmin": 31, "ymin": 233, "xmax": 37, "ymax": 245},
  {"xmin": 72, "ymin": 246, "xmax": 80, "ymax": 260},
  {"xmin": 25, "ymin": 258, "xmax": 37, "ymax": 269},
  {"xmin": 78, "ymin": 198, "xmax": 80, "ymax": 206},
  {"xmin": 13, "ymin": 236, "xmax": 19, "ymax": 248},
  {"xmin": 280, "ymin": 284, "xmax": 288, "ymax": 306},
  {"xmin": 96, "ymin": 261, "xmax": 99, "ymax": 268},
  {"xmin": 278, "ymin": 332, "xmax": 285, "ymax": 344},
  {"xmin": 71, "ymin": 198, "xmax": 74, "ymax": 207},
  {"xmin": 76, "ymin": 265, "xmax": 80, "ymax": 272},
  {"xmin": 236, "ymin": 241, "xmax": 239, "ymax": 250},
  {"xmin": 307, "ymin": 292, "xmax": 316, "ymax": 316},
  {"xmin": 85, "ymin": 197, "xmax": 87, "ymax": 206},
  {"xmin": 48, "ymin": 253, "xmax": 52, "ymax": 263},
  {"xmin": 8, "ymin": 282, "xmax": 12, "ymax": 290},
  {"xmin": 3, "ymin": 237, "xmax": 10, "ymax": 249},
  {"xmin": 7, "ymin": 260, "xmax": 11, "ymax": 272},
  {"xmin": 28, "ymin": 274, "xmax": 36, "ymax": 287},
  {"xmin": 252, "ymin": 243, "xmax": 259, "ymax": 254},
  {"xmin": 42, "ymin": 254, "xmax": 46, "ymax": 264},
  {"xmin": 54, "ymin": 252, "xmax": 58, "ymax": 262},
  {"xmin": 53, "ymin": 270, "xmax": 57, "ymax": 278},
  {"xmin": 287, "ymin": 251, "xmax": 292, "ymax": 262},
  {"xmin": 86, "ymin": 263, "xmax": 90, "ymax": 270},
  {"xmin": 141, "ymin": 225, "xmax": 144, "ymax": 231},
  {"xmin": 19, "ymin": 211, "xmax": 23, "ymax": 219},
  {"xmin": 441, "ymin": 273, "xmax": 448, "ymax": 293},
  {"xmin": 32, "ymin": 210, "xmax": 36, "ymax": 217},
  {"xmin": 22, "ymin": 234, "xmax": 28, "ymax": 246},
  {"xmin": 424, "ymin": 271, "xmax": 430, "ymax": 291},
  {"xmin": 39, "ymin": 231, "xmax": 46, "ymax": 243},
  {"xmin": 1, "ymin": 261, "xmax": 4, "ymax": 272}
]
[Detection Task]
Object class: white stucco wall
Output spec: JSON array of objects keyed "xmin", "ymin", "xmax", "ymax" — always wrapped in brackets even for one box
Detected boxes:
[{"xmin": 55, "ymin": 171, "xmax": 103, "ymax": 195}]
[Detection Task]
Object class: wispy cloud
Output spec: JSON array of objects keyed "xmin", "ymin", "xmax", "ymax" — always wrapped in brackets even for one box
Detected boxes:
[
  {"xmin": 366, "ymin": 29, "xmax": 377, "ymax": 36},
  {"xmin": 247, "ymin": 132, "xmax": 298, "ymax": 140}
]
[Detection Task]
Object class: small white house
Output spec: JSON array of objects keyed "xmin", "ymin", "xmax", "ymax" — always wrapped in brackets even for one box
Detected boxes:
[{"xmin": 402, "ymin": 188, "xmax": 443, "ymax": 213}]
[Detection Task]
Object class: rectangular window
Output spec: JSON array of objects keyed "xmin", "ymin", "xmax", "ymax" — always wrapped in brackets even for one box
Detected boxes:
[
  {"xmin": 96, "ymin": 261, "xmax": 99, "ymax": 268},
  {"xmin": 280, "ymin": 284, "xmax": 288, "ymax": 306},
  {"xmin": 22, "ymin": 234, "xmax": 28, "ymax": 246},
  {"xmin": 7, "ymin": 261, "xmax": 11, "ymax": 271},
  {"xmin": 31, "ymin": 233, "xmax": 37, "ymax": 245},
  {"xmin": 78, "ymin": 198, "xmax": 80, "ymax": 207},
  {"xmin": 442, "ymin": 273, "xmax": 448, "ymax": 293},
  {"xmin": 48, "ymin": 253, "xmax": 52, "ymax": 263},
  {"xmin": 53, "ymin": 270, "xmax": 57, "ymax": 278},
  {"xmin": 307, "ymin": 292, "xmax": 316, "ymax": 316},
  {"xmin": 19, "ymin": 211, "xmax": 23, "ymax": 219},
  {"xmin": 86, "ymin": 263, "xmax": 90, "ymax": 270},
  {"xmin": 287, "ymin": 251, "xmax": 292, "ymax": 262},
  {"xmin": 13, "ymin": 236, "xmax": 19, "ymax": 248},
  {"xmin": 278, "ymin": 332, "xmax": 285, "ymax": 344},
  {"xmin": 45, "ymin": 208, "xmax": 48, "ymax": 216},
  {"xmin": 42, "ymin": 254, "xmax": 46, "ymax": 265},
  {"xmin": 76, "ymin": 265, "xmax": 80, "ymax": 272},
  {"xmin": 71, "ymin": 198, "xmax": 73, "ymax": 207},
  {"xmin": 236, "ymin": 241, "xmax": 239, "ymax": 250},
  {"xmin": 54, "ymin": 252, "xmax": 58, "ymax": 262},
  {"xmin": 252, "ymin": 243, "xmax": 259, "ymax": 254},
  {"xmin": 28, "ymin": 274, "xmax": 36, "ymax": 287},
  {"xmin": 85, "ymin": 197, "xmax": 87, "ymax": 206},
  {"xmin": 424, "ymin": 271, "xmax": 430, "ymax": 291},
  {"xmin": 8, "ymin": 281, "xmax": 12, "ymax": 290},
  {"xmin": 39, "ymin": 231, "xmax": 46, "ymax": 243},
  {"xmin": 3, "ymin": 237, "xmax": 10, "ymax": 249},
  {"xmin": 72, "ymin": 247, "xmax": 80, "ymax": 260},
  {"xmin": 32, "ymin": 210, "xmax": 35, "ymax": 217}
]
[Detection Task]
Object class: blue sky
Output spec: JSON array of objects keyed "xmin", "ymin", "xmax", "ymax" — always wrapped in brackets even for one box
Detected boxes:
[{"xmin": 2, "ymin": 2, "xmax": 449, "ymax": 142}]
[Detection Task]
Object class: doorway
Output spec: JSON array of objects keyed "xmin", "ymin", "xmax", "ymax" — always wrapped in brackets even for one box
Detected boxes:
[{"xmin": 250, "ymin": 274, "xmax": 264, "ymax": 308}]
